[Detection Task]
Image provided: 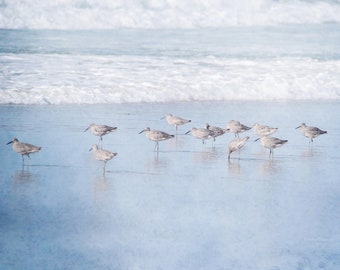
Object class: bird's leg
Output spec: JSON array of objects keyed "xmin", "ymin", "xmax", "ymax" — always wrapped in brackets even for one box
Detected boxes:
[
  {"xmin": 28, "ymin": 154, "xmax": 32, "ymax": 166},
  {"xmin": 154, "ymin": 142, "xmax": 159, "ymax": 152}
]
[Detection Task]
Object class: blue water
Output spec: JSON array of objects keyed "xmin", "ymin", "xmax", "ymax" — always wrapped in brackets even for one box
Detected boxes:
[
  {"xmin": 0, "ymin": 101, "xmax": 339, "ymax": 269},
  {"xmin": 1, "ymin": 1, "xmax": 340, "ymax": 269},
  {"xmin": 1, "ymin": 25, "xmax": 340, "ymax": 59}
]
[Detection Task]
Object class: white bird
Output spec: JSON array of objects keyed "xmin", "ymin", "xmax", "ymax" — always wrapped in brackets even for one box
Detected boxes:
[
  {"xmin": 227, "ymin": 120, "xmax": 251, "ymax": 138},
  {"xmin": 161, "ymin": 114, "xmax": 191, "ymax": 131},
  {"xmin": 185, "ymin": 127, "xmax": 214, "ymax": 144},
  {"xmin": 90, "ymin": 144, "xmax": 117, "ymax": 171},
  {"xmin": 84, "ymin": 123, "xmax": 117, "ymax": 147},
  {"xmin": 253, "ymin": 123, "xmax": 278, "ymax": 137},
  {"xmin": 228, "ymin": 136, "xmax": 249, "ymax": 160},
  {"xmin": 139, "ymin": 127, "xmax": 174, "ymax": 151},
  {"xmin": 296, "ymin": 123, "xmax": 327, "ymax": 143},
  {"xmin": 255, "ymin": 136, "xmax": 288, "ymax": 158},
  {"xmin": 7, "ymin": 138, "xmax": 41, "ymax": 164},
  {"xmin": 206, "ymin": 124, "xmax": 229, "ymax": 141}
]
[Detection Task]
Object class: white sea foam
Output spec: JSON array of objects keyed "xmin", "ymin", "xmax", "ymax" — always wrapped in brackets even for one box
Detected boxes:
[
  {"xmin": 1, "ymin": 54, "xmax": 339, "ymax": 104},
  {"xmin": 1, "ymin": 24, "xmax": 339, "ymax": 104},
  {"xmin": 1, "ymin": 0, "xmax": 340, "ymax": 29}
]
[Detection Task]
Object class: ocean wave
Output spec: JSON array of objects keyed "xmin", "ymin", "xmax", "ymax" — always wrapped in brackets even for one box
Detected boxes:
[
  {"xmin": 1, "ymin": 0, "xmax": 340, "ymax": 29},
  {"xmin": 1, "ymin": 56, "xmax": 339, "ymax": 104}
]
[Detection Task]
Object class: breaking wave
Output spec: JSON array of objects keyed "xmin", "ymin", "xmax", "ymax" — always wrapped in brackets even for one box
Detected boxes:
[{"xmin": 1, "ymin": 0, "xmax": 340, "ymax": 29}]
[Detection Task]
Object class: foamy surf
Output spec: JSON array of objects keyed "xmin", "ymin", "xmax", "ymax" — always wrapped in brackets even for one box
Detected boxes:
[
  {"xmin": 1, "ymin": 56, "xmax": 339, "ymax": 104},
  {"xmin": 1, "ymin": 20, "xmax": 340, "ymax": 105},
  {"xmin": 1, "ymin": 0, "xmax": 340, "ymax": 29}
]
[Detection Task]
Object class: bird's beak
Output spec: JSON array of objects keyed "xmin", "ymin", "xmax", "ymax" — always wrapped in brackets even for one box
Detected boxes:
[
  {"xmin": 160, "ymin": 116, "xmax": 165, "ymax": 120},
  {"xmin": 185, "ymin": 130, "xmax": 191, "ymax": 135},
  {"xmin": 89, "ymin": 147, "xmax": 93, "ymax": 152},
  {"xmin": 6, "ymin": 140, "xmax": 13, "ymax": 145},
  {"xmin": 84, "ymin": 127, "xmax": 90, "ymax": 132},
  {"xmin": 138, "ymin": 129, "xmax": 145, "ymax": 134},
  {"xmin": 295, "ymin": 125, "xmax": 301, "ymax": 129},
  {"xmin": 254, "ymin": 138, "xmax": 260, "ymax": 142}
]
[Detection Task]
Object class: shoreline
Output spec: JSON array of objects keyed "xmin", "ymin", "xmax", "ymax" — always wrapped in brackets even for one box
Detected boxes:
[{"xmin": 0, "ymin": 101, "xmax": 339, "ymax": 269}]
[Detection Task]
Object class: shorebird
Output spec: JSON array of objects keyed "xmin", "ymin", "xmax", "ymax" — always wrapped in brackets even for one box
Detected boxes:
[
  {"xmin": 7, "ymin": 138, "xmax": 41, "ymax": 164},
  {"xmin": 185, "ymin": 127, "xmax": 214, "ymax": 144},
  {"xmin": 84, "ymin": 123, "xmax": 117, "ymax": 147},
  {"xmin": 255, "ymin": 136, "xmax": 288, "ymax": 158},
  {"xmin": 227, "ymin": 120, "xmax": 251, "ymax": 138},
  {"xmin": 161, "ymin": 114, "xmax": 191, "ymax": 131},
  {"xmin": 228, "ymin": 136, "xmax": 249, "ymax": 160},
  {"xmin": 253, "ymin": 123, "xmax": 278, "ymax": 137},
  {"xmin": 90, "ymin": 144, "xmax": 117, "ymax": 171},
  {"xmin": 206, "ymin": 124, "xmax": 229, "ymax": 141},
  {"xmin": 296, "ymin": 123, "xmax": 327, "ymax": 143},
  {"xmin": 139, "ymin": 127, "xmax": 174, "ymax": 151}
]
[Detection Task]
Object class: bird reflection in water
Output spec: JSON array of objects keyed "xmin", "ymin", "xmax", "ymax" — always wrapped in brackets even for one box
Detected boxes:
[
  {"xmin": 146, "ymin": 151, "xmax": 169, "ymax": 171},
  {"xmin": 11, "ymin": 165, "xmax": 39, "ymax": 189},
  {"xmin": 261, "ymin": 159, "xmax": 280, "ymax": 176},
  {"xmin": 192, "ymin": 147, "xmax": 219, "ymax": 164},
  {"xmin": 93, "ymin": 175, "xmax": 111, "ymax": 199},
  {"xmin": 227, "ymin": 159, "xmax": 242, "ymax": 175}
]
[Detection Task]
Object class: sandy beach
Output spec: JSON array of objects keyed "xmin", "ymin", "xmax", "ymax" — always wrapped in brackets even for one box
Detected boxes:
[
  {"xmin": 1, "ymin": 0, "xmax": 340, "ymax": 267},
  {"xmin": 1, "ymin": 101, "xmax": 339, "ymax": 269}
]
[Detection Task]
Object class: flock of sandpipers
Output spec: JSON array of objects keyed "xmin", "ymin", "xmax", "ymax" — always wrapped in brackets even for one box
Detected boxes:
[{"xmin": 6, "ymin": 114, "xmax": 327, "ymax": 171}]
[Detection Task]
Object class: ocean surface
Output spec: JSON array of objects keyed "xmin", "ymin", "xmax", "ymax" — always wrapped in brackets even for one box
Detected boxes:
[
  {"xmin": 1, "ymin": 24, "xmax": 340, "ymax": 104},
  {"xmin": 1, "ymin": 0, "xmax": 340, "ymax": 269}
]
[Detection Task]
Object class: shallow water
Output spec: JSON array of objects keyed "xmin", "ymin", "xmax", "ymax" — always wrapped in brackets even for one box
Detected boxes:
[{"xmin": 0, "ymin": 101, "xmax": 339, "ymax": 269}]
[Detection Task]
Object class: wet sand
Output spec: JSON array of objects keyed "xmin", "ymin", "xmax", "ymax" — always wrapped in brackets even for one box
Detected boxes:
[{"xmin": 0, "ymin": 101, "xmax": 339, "ymax": 269}]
